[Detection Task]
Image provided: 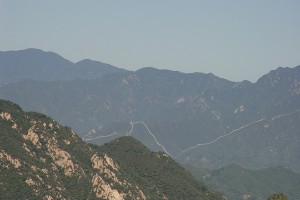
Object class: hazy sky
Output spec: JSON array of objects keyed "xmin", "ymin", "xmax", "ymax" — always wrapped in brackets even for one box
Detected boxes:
[{"xmin": 1, "ymin": 0, "xmax": 299, "ymax": 82}]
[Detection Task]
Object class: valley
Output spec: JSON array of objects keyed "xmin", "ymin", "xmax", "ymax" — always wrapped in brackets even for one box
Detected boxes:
[{"xmin": 0, "ymin": 49, "xmax": 299, "ymax": 199}]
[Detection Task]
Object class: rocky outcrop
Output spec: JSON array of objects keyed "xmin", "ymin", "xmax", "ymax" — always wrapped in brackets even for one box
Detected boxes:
[{"xmin": 0, "ymin": 99, "xmax": 226, "ymax": 200}]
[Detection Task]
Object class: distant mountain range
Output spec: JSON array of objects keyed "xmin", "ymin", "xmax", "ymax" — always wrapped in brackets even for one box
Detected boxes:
[
  {"xmin": 0, "ymin": 49, "xmax": 299, "ymax": 174},
  {"xmin": 0, "ymin": 48, "xmax": 126, "ymax": 83},
  {"xmin": 186, "ymin": 164, "xmax": 300, "ymax": 200},
  {"xmin": 0, "ymin": 99, "xmax": 225, "ymax": 200}
]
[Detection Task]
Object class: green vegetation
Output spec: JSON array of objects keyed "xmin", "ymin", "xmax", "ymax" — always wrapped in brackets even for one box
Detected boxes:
[
  {"xmin": 0, "ymin": 99, "xmax": 226, "ymax": 200},
  {"xmin": 267, "ymin": 193, "xmax": 288, "ymax": 200},
  {"xmin": 99, "ymin": 136, "xmax": 225, "ymax": 200},
  {"xmin": 1, "ymin": 64, "xmax": 300, "ymax": 173},
  {"xmin": 187, "ymin": 164, "xmax": 300, "ymax": 200}
]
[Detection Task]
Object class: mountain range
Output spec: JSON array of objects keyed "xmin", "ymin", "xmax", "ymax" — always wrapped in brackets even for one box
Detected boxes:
[
  {"xmin": 0, "ymin": 49, "xmax": 299, "ymax": 173},
  {"xmin": 0, "ymin": 49, "xmax": 299, "ymax": 199},
  {"xmin": 0, "ymin": 99, "xmax": 225, "ymax": 200},
  {"xmin": 0, "ymin": 48, "xmax": 126, "ymax": 83},
  {"xmin": 186, "ymin": 164, "xmax": 300, "ymax": 200}
]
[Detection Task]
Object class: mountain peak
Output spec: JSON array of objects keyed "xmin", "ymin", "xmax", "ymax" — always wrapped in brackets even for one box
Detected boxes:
[
  {"xmin": 75, "ymin": 58, "xmax": 105, "ymax": 65},
  {"xmin": 17, "ymin": 48, "xmax": 70, "ymax": 61},
  {"xmin": 257, "ymin": 65, "xmax": 300, "ymax": 83},
  {"xmin": 0, "ymin": 49, "xmax": 127, "ymax": 83},
  {"xmin": 101, "ymin": 136, "xmax": 153, "ymax": 155}
]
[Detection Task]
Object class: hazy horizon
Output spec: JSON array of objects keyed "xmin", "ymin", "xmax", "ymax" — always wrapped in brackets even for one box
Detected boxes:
[{"xmin": 1, "ymin": 0, "xmax": 299, "ymax": 82}]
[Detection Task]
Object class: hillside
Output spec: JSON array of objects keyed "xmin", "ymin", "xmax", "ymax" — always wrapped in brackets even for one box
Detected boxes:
[
  {"xmin": 0, "ymin": 48, "xmax": 127, "ymax": 83},
  {"xmin": 0, "ymin": 99, "xmax": 225, "ymax": 200},
  {"xmin": 187, "ymin": 164, "xmax": 300, "ymax": 200},
  {"xmin": 0, "ymin": 64, "xmax": 299, "ymax": 172}
]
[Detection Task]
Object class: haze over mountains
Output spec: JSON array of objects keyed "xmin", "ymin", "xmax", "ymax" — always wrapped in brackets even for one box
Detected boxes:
[
  {"xmin": 0, "ymin": 48, "xmax": 299, "ymax": 199},
  {"xmin": 186, "ymin": 164, "xmax": 300, "ymax": 200},
  {"xmin": 1, "ymin": 49, "xmax": 299, "ymax": 171},
  {"xmin": 0, "ymin": 48, "xmax": 126, "ymax": 83}
]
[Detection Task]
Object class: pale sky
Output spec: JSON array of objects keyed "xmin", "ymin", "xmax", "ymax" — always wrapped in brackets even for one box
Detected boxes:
[{"xmin": 1, "ymin": 0, "xmax": 299, "ymax": 82}]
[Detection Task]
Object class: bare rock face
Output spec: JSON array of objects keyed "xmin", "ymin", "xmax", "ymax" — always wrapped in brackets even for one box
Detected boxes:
[
  {"xmin": 0, "ymin": 150, "xmax": 22, "ymax": 169},
  {"xmin": 0, "ymin": 99, "xmax": 226, "ymax": 200}
]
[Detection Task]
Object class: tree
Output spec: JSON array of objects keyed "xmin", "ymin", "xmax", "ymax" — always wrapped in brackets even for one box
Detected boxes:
[{"xmin": 267, "ymin": 193, "xmax": 287, "ymax": 200}]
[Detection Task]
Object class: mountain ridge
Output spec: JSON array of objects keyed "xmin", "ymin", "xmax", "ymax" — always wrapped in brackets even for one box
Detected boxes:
[
  {"xmin": 1, "ymin": 65, "xmax": 299, "ymax": 172},
  {"xmin": 0, "ymin": 49, "xmax": 299, "ymax": 173},
  {"xmin": 0, "ymin": 48, "xmax": 127, "ymax": 83},
  {"xmin": 187, "ymin": 164, "xmax": 300, "ymax": 200},
  {"xmin": 0, "ymin": 99, "xmax": 226, "ymax": 200}
]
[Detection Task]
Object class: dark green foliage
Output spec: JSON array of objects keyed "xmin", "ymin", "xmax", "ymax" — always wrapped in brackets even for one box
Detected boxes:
[
  {"xmin": 0, "ymin": 165, "xmax": 40, "ymax": 200},
  {"xmin": 267, "ymin": 193, "xmax": 288, "ymax": 200},
  {"xmin": 0, "ymin": 99, "xmax": 225, "ymax": 200},
  {"xmin": 99, "ymin": 136, "xmax": 225, "ymax": 200}
]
